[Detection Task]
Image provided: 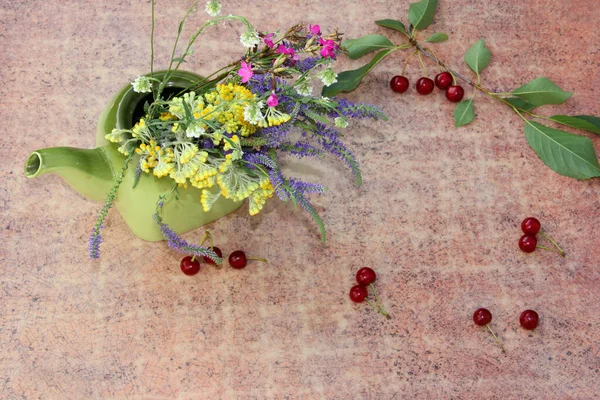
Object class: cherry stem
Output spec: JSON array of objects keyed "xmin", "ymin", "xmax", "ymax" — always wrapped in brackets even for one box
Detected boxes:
[
  {"xmin": 401, "ymin": 50, "xmax": 419, "ymax": 76},
  {"xmin": 247, "ymin": 256, "xmax": 269, "ymax": 264},
  {"xmin": 536, "ymin": 245, "xmax": 566, "ymax": 257},
  {"xmin": 367, "ymin": 283, "xmax": 392, "ymax": 319},
  {"xmin": 539, "ymin": 232, "xmax": 566, "ymax": 257},
  {"xmin": 486, "ymin": 324, "xmax": 506, "ymax": 354},
  {"xmin": 423, "ymin": 46, "xmax": 442, "ymax": 74},
  {"xmin": 417, "ymin": 51, "xmax": 429, "ymax": 77}
]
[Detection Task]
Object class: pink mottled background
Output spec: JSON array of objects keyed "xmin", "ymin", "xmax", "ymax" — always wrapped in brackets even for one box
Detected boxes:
[{"xmin": 1, "ymin": 0, "xmax": 600, "ymax": 398}]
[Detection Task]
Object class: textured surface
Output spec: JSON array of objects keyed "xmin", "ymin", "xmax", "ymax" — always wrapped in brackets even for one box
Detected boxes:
[{"xmin": 2, "ymin": 0, "xmax": 600, "ymax": 398}]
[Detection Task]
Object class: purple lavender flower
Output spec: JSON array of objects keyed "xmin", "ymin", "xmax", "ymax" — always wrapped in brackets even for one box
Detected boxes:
[
  {"xmin": 201, "ymin": 138, "xmax": 215, "ymax": 149},
  {"xmin": 332, "ymin": 98, "xmax": 386, "ymax": 120},
  {"xmin": 289, "ymin": 178, "xmax": 327, "ymax": 194},
  {"xmin": 243, "ymin": 152, "xmax": 278, "ymax": 169},
  {"xmin": 88, "ymin": 226, "xmax": 103, "ymax": 259},
  {"xmin": 153, "ymin": 214, "xmax": 222, "ymax": 263},
  {"xmin": 308, "ymin": 122, "xmax": 361, "ymax": 183},
  {"xmin": 295, "ymin": 57, "xmax": 319, "ymax": 73},
  {"xmin": 269, "ymin": 169, "xmax": 290, "ymax": 201},
  {"xmin": 281, "ymin": 141, "xmax": 322, "ymax": 158}
]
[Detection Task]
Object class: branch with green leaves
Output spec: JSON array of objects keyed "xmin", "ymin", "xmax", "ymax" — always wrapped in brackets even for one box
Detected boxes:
[{"xmin": 323, "ymin": 0, "xmax": 600, "ymax": 180}]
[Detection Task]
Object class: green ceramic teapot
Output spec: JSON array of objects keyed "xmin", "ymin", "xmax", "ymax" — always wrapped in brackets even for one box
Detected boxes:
[{"xmin": 24, "ymin": 71, "xmax": 242, "ymax": 241}]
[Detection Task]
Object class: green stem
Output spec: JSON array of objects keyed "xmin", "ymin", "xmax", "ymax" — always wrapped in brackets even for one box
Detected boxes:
[
  {"xmin": 365, "ymin": 298, "xmax": 391, "ymax": 319},
  {"xmin": 368, "ymin": 283, "xmax": 391, "ymax": 319},
  {"xmin": 401, "ymin": 50, "xmax": 419, "ymax": 76},
  {"xmin": 165, "ymin": 0, "xmax": 202, "ymax": 80},
  {"xmin": 150, "ymin": 0, "xmax": 155, "ymax": 77},
  {"xmin": 486, "ymin": 324, "xmax": 506, "ymax": 354},
  {"xmin": 247, "ymin": 256, "xmax": 269, "ymax": 264},
  {"xmin": 539, "ymin": 232, "xmax": 566, "ymax": 257},
  {"xmin": 417, "ymin": 51, "xmax": 429, "ymax": 77}
]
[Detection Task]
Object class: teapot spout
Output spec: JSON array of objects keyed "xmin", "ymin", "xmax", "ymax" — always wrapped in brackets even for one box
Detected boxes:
[{"xmin": 24, "ymin": 146, "xmax": 115, "ymax": 202}]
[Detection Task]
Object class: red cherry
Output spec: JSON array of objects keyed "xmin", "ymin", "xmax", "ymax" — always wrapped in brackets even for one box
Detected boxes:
[
  {"xmin": 229, "ymin": 250, "xmax": 247, "ymax": 269},
  {"xmin": 521, "ymin": 217, "xmax": 541, "ymax": 235},
  {"xmin": 180, "ymin": 256, "xmax": 201, "ymax": 276},
  {"xmin": 445, "ymin": 85, "xmax": 464, "ymax": 102},
  {"xmin": 435, "ymin": 71, "xmax": 453, "ymax": 90},
  {"xmin": 356, "ymin": 267, "xmax": 377, "ymax": 286},
  {"xmin": 416, "ymin": 77, "xmax": 435, "ymax": 95},
  {"xmin": 349, "ymin": 285, "xmax": 368, "ymax": 303},
  {"xmin": 519, "ymin": 235, "xmax": 537, "ymax": 253},
  {"xmin": 520, "ymin": 310, "xmax": 539, "ymax": 330},
  {"xmin": 473, "ymin": 308, "xmax": 492, "ymax": 326},
  {"xmin": 390, "ymin": 75, "xmax": 409, "ymax": 93},
  {"xmin": 203, "ymin": 246, "xmax": 223, "ymax": 265}
]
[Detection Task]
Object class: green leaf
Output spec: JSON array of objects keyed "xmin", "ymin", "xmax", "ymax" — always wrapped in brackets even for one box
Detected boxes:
[
  {"xmin": 343, "ymin": 34, "xmax": 394, "ymax": 60},
  {"xmin": 425, "ymin": 33, "xmax": 448, "ymax": 43},
  {"xmin": 453, "ymin": 99, "xmax": 475, "ymax": 127},
  {"xmin": 408, "ymin": 0, "xmax": 438, "ymax": 30},
  {"xmin": 524, "ymin": 121, "xmax": 600, "ymax": 179},
  {"xmin": 550, "ymin": 115, "xmax": 600, "ymax": 135},
  {"xmin": 512, "ymin": 77, "xmax": 572, "ymax": 106},
  {"xmin": 375, "ymin": 19, "xmax": 408, "ymax": 36},
  {"xmin": 322, "ymin": 49, "xmax": 394, "ymax": 96},
  {"xmin": 172, "ymin": 57, "xmax": 187, "ymax": 63},
  {"xmin": 464, "ymin": 39, "xmax": 491, "ymax": 74},
  {"xmin": 505, "ymin": 97, "xmax": 536, "ymax": 112}
]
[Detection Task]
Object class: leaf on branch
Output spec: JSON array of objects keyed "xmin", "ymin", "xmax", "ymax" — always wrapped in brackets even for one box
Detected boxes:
[
  {"xmin": 464, "ymin": 39, "xmax": 491, "ymax": 74},
  {"xmin": 454, "ymin": 99, "xmax": 475, "ymax": 127},
  {"xmin": 425, "ymin": 33, "xmax": 448, "ymax": 43},
  {"xmin": 550, "ymin": 115, "xmax": 600, "ymax": 135},
  {"xmin": 408, "ymin": 0, "xmax": 439, "ymax": 31},
  {"xmin": 505, "ymin": 97, "xmax": 536, "ymax": 112},
  {"xmin": 512, "ymin": 77, "xmax": 572, "ymax": 106},
  {"xmin": 322, "ymin": 49, "xmax": 394, "ymax": 96},
  {"xmin": 524, "ymin": 120, "xmax": 600, "ymax": 179},
  {"xmin": 375, "ymin": 19, "xmax": 408, "ymax": 36},
  {"xmin": 343, "ymin": 34, "xmax": 394, "ymax": 60}
]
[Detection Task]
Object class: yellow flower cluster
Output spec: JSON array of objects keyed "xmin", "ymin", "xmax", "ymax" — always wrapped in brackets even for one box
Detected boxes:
[
  {"xmin": 105, "ymin": 81, "xmax": 285, "ymax": 217},
  {"xmin": 249, "ymin": 178, "xmax": 275, "ymax": 216},
  {"xmin": 203, "ymin": 83, "xmax": 258, "ymax": 137}
]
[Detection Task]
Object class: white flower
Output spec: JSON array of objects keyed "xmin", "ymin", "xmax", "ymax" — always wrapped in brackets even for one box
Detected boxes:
[
  {"xmin": 243, "ymin": 101, "xmax": 266, "ymax": 126},
  {"xmin": 294, "ymin": 78, "xmax": 313, "ymax": 96},
  {"xmin": 334, "ymin": 116, "xmax": 349, "ymax": 129},
  {"xmin": 240, "ymin": 30, "xmax": 260, "ymax": 48},
  {"xmin": 317, "ymin": 67, "xmax": 338, "ymax": 86},
  {"xmin": 205, "ymin": 0, "xmax": 221, "ymax": 17},
  {"xmin": 131, "ymin": 76, "xmax": 152, "ymax": 93},
  {"xmin": 186, "ymin": 123, "xmax": 206, "ymax": 138},
  {"xmin": 105, "ymin": 128, "xmax": 127, "ymax": 143}
]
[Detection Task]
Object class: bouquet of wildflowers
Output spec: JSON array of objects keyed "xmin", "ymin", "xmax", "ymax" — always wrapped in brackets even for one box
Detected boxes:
[{"xmin": 90, "ymin": 0, "xmax": 386, "ymax": 261}]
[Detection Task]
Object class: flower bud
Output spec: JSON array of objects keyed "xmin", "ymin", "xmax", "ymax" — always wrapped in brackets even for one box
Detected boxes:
[{"xmin": 272, "ymin": 54, "xmax": 287, "ymax": 68}]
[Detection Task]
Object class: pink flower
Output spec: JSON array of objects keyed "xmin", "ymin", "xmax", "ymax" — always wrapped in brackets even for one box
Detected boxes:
[
  {"xmin": 267, "ymin": 93, "xmax": 279, "ymax": 108},
  {"xmin": 309, "ymin": 24, "xmax": 321, "ymax": 36},
  {"xmin": 264, "ymin": 33, "xmax": 275, "ymax": 48},
  {"xmin": 238, "ymin": 61, "xmax": 253, "ymax": 83},
  {"xmin": 276, "ymin": 44, "xmax": 299, "ymax": 63},
  {"xmin": 276, "ymin": 44, "xmax": 293, "ymax": 55},
  {"xmin": 319, "ymin": 38, "xmax": 337, "ymax": 59}
]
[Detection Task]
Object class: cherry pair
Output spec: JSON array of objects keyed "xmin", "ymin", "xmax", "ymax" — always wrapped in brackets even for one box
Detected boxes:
[
  {"xmin": 179, "ymin": 231, "xmax": 267, "ymax": 276},
  {"xmin": 518, "ymin": 217, "xmax": 565, "ymax": 257},
  {"xmin": 349, "ymin": 267, "xmax": 391, "ymax": 319},
  {"xmin": 473, "ymin": 308, "xmax": 540, "ymax": 353},
  {"xmin": 181, "ymin": 248, "xmax": 267, "ymax": 275},
  {"xmin": 390, "ymin": 71, "xmax": 464, "ymax": 102}
]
